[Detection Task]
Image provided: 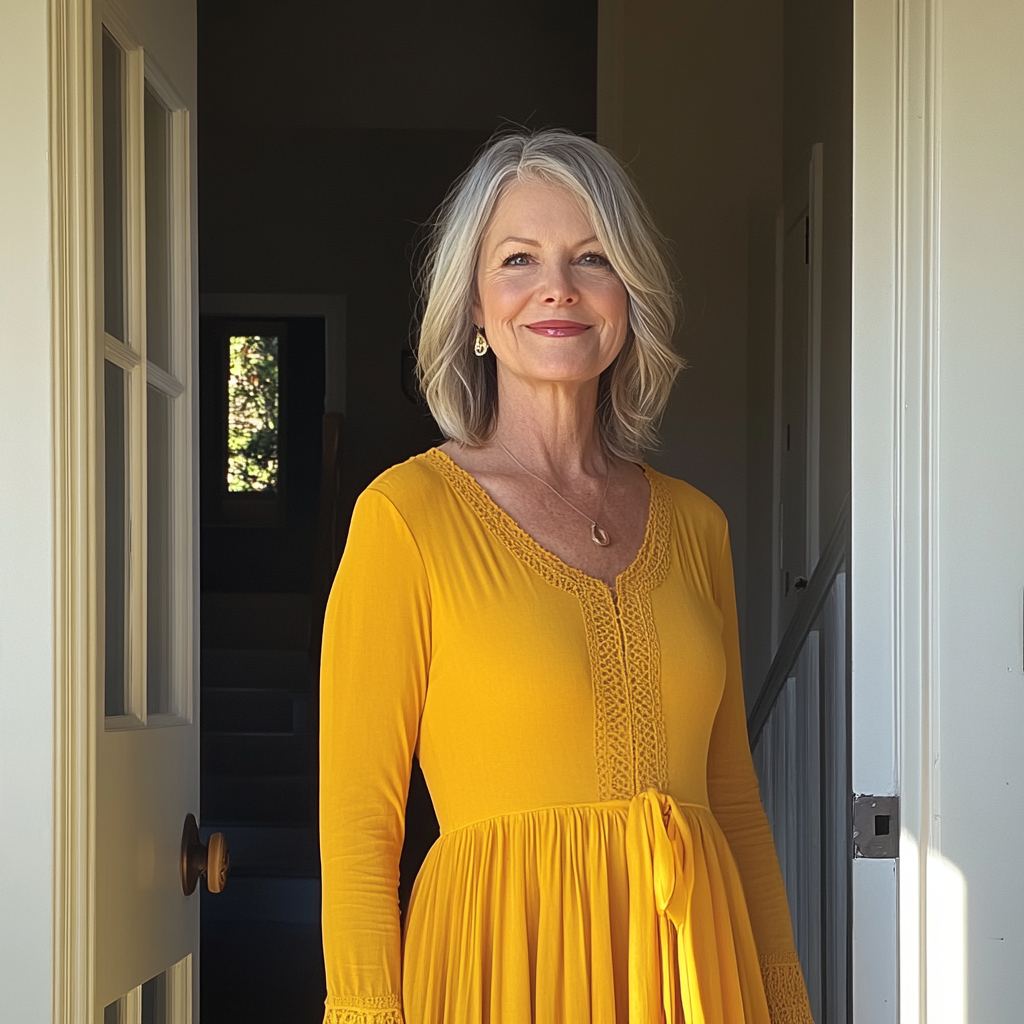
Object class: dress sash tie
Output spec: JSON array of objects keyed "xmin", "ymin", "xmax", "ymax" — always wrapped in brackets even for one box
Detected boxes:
[{"xmin": 626, "ymin": 790, "xmax": 770, "ymax": 1024}]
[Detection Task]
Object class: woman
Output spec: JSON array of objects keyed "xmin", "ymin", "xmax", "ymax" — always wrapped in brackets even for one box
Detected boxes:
[{"xmin": 320, "ymin": 130, "xmax": 813, "ymax": 1024}]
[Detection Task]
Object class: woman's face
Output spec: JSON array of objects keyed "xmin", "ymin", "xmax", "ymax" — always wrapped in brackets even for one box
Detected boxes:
[{"xmin": 473, "ymin": 181, "xmax": 630, "ymax": 389}]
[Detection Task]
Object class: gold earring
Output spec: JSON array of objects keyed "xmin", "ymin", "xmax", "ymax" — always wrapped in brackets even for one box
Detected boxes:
[{"xmin": 473, "ymin": 329, "xmax": 489, "ymax": 357}]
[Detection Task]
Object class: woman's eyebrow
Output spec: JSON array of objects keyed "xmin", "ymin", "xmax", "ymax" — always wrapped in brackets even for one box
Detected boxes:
[{"xmin": 494, "ymin": 235, "xmax": 600, "ymax": 248}]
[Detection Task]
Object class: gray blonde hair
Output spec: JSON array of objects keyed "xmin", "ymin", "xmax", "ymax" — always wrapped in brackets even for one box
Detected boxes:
[{"xmin": 416, "ymin": 129, "xmax": 684, "ymax": 459}]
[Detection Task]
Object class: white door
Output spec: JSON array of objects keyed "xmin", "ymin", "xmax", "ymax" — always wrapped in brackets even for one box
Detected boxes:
[{"xmin": 93, "ymin": 2, "xmax": 203, "ymax": 1020}]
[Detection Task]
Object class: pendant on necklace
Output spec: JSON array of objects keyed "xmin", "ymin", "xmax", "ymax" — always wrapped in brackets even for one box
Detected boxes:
[{"xmin": 591, "ymin": 523, "xmax": 611, "ymax": 547}]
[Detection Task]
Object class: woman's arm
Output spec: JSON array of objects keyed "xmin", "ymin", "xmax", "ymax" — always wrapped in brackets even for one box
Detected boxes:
[
  {"xmin": 320, "ymin": 487, "xmax": 431, "ymax": 1024},
  {"xmin": 706, "ymin": 527, "xmax": 814, "ymax": 1024}
]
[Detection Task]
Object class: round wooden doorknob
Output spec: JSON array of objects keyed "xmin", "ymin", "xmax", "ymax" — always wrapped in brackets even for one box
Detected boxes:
[{"xmin": 180, "ymin": 813, "xmax": 230, "ymax": 895}]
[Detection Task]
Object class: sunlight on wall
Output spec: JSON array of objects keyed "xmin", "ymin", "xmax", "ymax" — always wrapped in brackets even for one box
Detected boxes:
[
  {"xmin": 927, "ymin": 848, "xmax": 966, "ymax": 1023},
  {"xmin": 900, "ymin": 832, "xmax": 967, "ymax": 1024},
  {"xmin": 900, "ymin": 831, "xmax": 921, "ymax": 1024}
]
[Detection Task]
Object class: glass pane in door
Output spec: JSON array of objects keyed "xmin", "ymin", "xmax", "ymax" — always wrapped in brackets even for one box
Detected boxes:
[
  {"xmin": 141, "ymin": 970, "xmax": 169, "ymax": 1024},
  {"xmin": 147, "ymin": 385, "xmax": 172, "ymax": 715},
  {"xmin": 102, "ymin": 30, "xmax": 125, "ymax": 342},
  {"xmin": 101, "ymin": 967, "xmax": 173, "ymax": 1024},
  {"xmin": 105, "ymin": 360, "xmax": 128, "ymax": 717},
  {"xmin": 144, "ymin": 84, "xmax": 172, "ymax": 372}
]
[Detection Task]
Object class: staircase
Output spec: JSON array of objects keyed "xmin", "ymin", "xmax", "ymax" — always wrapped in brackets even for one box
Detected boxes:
[
  {"xmin": 748, "ymin": 498, "xmax": 850, "ymax": 1024},
  {"xmin": 199, "ymin": 591, "xmax": 325, "ymax": 1023}
]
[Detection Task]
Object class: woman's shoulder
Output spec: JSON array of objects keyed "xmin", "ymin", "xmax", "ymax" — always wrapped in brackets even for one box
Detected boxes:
[
  {"xmin": 356, "ymin": 448, "xmax": 458, "ymax": 522},
  {"xmin": 646, "ymin": 465, "xmax": 729, "ymax": 542}
]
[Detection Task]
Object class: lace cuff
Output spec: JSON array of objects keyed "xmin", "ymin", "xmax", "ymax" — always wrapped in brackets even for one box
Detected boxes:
[
  {"xmin": 323, "ymin": 994, "xmax": 404, "ymax": 1024},
  {"xmin": 760, "ymin": 951, "xmax": 814, "ymax": 1024}
]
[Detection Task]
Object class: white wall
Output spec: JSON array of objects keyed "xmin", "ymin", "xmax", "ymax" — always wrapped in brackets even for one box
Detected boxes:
[{"xmin": 0, "ymin": 1, "xmax": 56, "ymax": 1021}]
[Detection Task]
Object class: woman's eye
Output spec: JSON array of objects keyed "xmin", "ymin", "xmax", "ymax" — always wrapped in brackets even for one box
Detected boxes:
[
  {"xmin": 578, "ymin": 252, "xmax": 612, "ymax": 268},
  {"xmin": 501, "ymin": 252, "xmax": 533, "ymax": 267}
]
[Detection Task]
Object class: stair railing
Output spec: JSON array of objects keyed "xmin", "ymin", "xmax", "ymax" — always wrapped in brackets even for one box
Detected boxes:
[{"xmin": 748, "ymin": 495, "xmax": 851, "ymax": 1024}]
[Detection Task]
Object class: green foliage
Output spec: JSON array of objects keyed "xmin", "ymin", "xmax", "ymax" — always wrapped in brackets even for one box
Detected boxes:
[{"xmin": 227, "ymin": 335, "xmax": 279, "ymax": 492}]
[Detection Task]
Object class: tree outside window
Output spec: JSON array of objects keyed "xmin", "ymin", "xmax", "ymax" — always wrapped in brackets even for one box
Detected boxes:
[{"xmin": 227, "ymin": 334, "xmax": 279, "ymax": 492}]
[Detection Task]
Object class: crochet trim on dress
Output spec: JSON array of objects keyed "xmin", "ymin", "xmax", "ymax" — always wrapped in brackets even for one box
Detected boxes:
[
  {"xmin": 323, "ymin": 993, "xmax": 403, "ymax": 1024},
  {"xmin": 425, "ymin": 448, "xmax": 671, "ymax": 800},
  {"xmin": 759, "ymin": 951, "xmax": 815, "ymax": 1024}
]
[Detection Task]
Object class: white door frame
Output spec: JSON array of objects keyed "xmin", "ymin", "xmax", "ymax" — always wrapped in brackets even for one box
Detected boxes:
[
  {"xmin": 51, "ymin": 0, "xmax": 99, "ymax": 1017},
  {"xmin": 855, "ymin": 0, "xmax": 1024, "ymax": 1017},
  {"xmin": 850, "ymin": 0, "xmax": 1011, "ymax": 1019},
  {"xmin": 851, "ymin": 0, "xmax": 926, "ymax": 1016}
]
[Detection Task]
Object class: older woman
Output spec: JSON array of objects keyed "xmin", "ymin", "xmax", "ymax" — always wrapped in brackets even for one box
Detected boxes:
[{"xmin": 320, "ymin": 131, "xmax": 813, "ymax": 1024}]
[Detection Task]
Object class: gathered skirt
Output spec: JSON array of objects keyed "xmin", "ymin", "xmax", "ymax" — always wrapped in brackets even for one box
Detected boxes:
[{"xmin": 402, "ymin": 791, "xmax": 772, "ymax": 1024}]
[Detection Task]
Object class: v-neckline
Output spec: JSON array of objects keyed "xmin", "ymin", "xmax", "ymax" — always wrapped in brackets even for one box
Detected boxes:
[{"xmin": 423, "ymin": 447, "xmax": 670, "ymax": 597}]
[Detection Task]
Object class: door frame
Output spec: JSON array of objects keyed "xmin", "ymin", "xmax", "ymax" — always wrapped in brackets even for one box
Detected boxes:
[
  {"xmin": 851, "ymin": 0, "xmax": 943, "ymax": 1018},
  {"xmin": 51, "ymin": 0, "xmax": 99, "ymax": 1017},
  {"xmin": 46, "ymin": 0, "xmax": 957, "ymax": 1016}
]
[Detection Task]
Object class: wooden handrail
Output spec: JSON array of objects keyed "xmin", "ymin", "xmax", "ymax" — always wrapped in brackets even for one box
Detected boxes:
[{"xmin": 747, "ymin": 494, "xmax": 851, "ymax": 746}]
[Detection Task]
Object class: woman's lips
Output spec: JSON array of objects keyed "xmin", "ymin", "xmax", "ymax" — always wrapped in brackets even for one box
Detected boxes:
[{"xmin": 525, "ymin": 320, "xmax": 592, "ymax": 337}]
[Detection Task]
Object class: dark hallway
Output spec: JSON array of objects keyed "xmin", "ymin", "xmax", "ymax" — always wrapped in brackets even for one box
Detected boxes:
[{"xmin": 196, "ymin": 3, "xmax": 598, "ymax": 1020}]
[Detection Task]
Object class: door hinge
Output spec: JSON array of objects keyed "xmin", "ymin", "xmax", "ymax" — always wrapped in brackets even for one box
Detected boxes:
[{"xmin": 853, "ymin": 794, "xmax": 899, "ymax": 858}]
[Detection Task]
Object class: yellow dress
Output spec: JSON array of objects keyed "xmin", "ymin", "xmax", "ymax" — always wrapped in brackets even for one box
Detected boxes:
[{"xmin": 320, "ymin": 449, "xmax": 813, "ymax": 1024}]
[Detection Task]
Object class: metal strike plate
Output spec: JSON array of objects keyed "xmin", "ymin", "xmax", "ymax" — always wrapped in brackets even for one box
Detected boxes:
[{"xmin": 853, "ymin": 795, "xmax": 899, "ymax": 858}]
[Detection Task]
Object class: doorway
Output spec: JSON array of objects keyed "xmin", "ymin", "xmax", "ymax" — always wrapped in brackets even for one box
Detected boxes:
[{"xmin": 29, "ymin": 0, "xmax": 1024, "ymax": 1019}]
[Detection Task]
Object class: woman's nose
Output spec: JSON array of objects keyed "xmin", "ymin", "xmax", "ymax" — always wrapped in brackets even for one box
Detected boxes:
[{"xmin": 540, "ymin": 264, "xmax": 578, "ymax": 305}]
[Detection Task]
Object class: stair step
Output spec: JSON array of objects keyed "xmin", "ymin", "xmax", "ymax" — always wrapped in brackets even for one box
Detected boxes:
[
  {"xmin": 203, "ymin": 734, "xmax": 311, "ymax": 776},
  {"xmin": 203, "ymin": 775, "xmax": 311, "ymax": 824},
  {"xmin": 201, "ymin": 648, "xmax": 311, "ymax": 690},
  {"xmin": 202, "ymin": 592, "xmax": 311, "ymax": 650}
]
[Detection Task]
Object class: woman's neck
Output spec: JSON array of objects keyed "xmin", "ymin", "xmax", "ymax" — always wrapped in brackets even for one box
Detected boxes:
[{"xmin": 489, "ymin": 373, "xmax": 607, "ymax": 479}]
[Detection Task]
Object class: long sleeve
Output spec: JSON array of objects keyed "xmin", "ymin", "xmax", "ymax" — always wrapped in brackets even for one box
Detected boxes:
[
  {"xmin": 320, "ymin": 487, "xmax": 431, "ymax": 1024},
  {"xmin": 706, "ymin": 527, "xmax": 814, "ymax": 1024}
]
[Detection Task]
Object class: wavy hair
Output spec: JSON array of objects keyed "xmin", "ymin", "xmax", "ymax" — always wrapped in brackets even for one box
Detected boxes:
[{"xmin": 416, "ymin": 129, "xmax": 684, "ymax": 459}]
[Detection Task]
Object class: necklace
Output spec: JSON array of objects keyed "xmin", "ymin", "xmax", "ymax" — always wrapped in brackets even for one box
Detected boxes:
[{"xmin": 496, "ymin": 439, "xmax": 613, "ymax": 547}]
